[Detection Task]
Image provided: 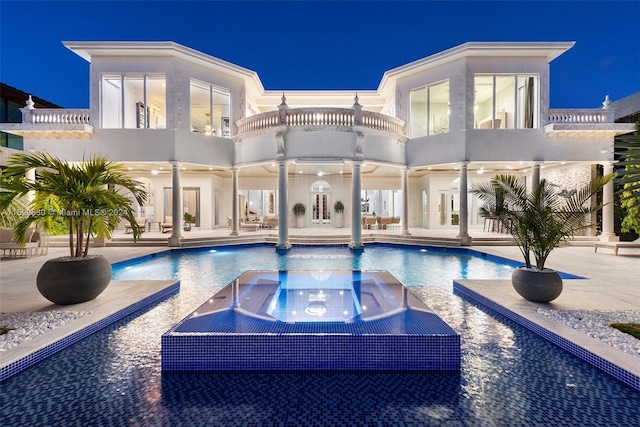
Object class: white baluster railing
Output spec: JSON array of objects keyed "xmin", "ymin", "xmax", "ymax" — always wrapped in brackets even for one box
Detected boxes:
[
  {"xmin": 548, "ymin": 109, "xmax": 614, "ymax": 124},
  {"xmin": 236, "ymin": 107, "xmax": 406, "ymax": 137},
  {"xmin": 22, "ymin": 108, "xmax": 91, "ymax": 125},
  {"xmin": 361, "ymin": 111, "xmax": 406, "ymax": 135}
]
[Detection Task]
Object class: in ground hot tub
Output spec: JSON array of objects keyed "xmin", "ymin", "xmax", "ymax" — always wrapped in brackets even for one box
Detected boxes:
[{"xmin": 161, "ymin": 270, "xmax": 460, "ymax": 371}]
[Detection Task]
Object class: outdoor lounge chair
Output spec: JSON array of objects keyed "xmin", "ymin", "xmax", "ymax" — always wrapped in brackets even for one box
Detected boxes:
[
  {"xmin": 161, "ymin": 216, "xmax": 173, "ymax": 233},
  {"xmin": 125, "ymin": 217, "xmax": 147, "ymax": 234},
  {"xmin": 263, "ymin": 217, "xmax": 278, "ymax": 229},
  {"xmin": 0, "ymin": 227, "xmax": 41, "ymax": 258},
  {"xmin": 362, "ymin": 217, "xmax": 377, "ymax": 229},
  {"xmin": 594, "ymin": 238, "xmax": 640, "ymax": 256},
  {"xmin": 240, "ymin": 221, "xmax": 260, "ymax": 231}
]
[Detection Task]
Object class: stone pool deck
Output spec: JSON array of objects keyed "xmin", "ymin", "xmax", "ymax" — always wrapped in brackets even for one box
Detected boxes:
[{"xmin": 1, "ymin": 241, "xmax": 638, "ymax": 388}]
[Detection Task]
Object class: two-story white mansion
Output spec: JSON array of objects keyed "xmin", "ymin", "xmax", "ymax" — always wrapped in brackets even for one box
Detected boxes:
[{"xmin": 1, "ymin": 41, "xmax": 635, "ymax": 248}]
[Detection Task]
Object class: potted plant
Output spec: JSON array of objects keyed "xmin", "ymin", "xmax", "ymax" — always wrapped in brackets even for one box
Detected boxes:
[
  {"xmin": 292, "ymin": 202, "xmax": 306, "ymax": 228},
  {"xmin": 183, "ymin": 212, "xmax": 194, "ymax": 231},
  {"xmin": 471, "ymin": 173, "xmax": 613, "ymax": 303},
  {"xmin": 334, "ymin": 200, "xmax": 344, "ymax": 228},
  {"xmin": 0, "ymin": 151, "xmax": 147, "ymax": 305}
]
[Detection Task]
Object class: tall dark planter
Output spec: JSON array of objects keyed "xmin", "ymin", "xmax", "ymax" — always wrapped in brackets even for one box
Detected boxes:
[
  {"xmin": 511, "ymin": 267, "xmax": 563, "ymax": 303},
  {"xmin": 37, "ymin": 255, "xmax": 112, "ymax": 305}
]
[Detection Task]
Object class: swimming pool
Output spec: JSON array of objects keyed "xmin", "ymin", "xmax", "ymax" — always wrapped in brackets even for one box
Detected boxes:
[{"xmin": 1, "ymin": 243, "xmax": 637, "ymax": 426}]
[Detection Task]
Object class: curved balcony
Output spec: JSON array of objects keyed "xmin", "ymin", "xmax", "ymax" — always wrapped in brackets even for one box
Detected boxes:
[{"xmin": 235, "ymin": 107, "xmax": 406, "ymax": 139}]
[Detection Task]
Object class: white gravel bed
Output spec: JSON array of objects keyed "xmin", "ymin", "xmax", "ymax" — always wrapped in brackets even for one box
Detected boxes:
[
  {"xmin": 537, "ymin": 309, "xmax": 640, "ymax": 358},
  {"xmin": 0, "ymin": 311, "xmax": 91, "ymax": 352}
]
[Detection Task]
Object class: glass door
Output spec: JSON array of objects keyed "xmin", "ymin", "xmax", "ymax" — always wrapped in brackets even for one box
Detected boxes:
[
  {"xmin": 311, "ymin": 193, "xmax": 331, "ymax": 225},
  {"xmin": 310, "ymin": 180, "xmax": 331, "ymax": 226}
]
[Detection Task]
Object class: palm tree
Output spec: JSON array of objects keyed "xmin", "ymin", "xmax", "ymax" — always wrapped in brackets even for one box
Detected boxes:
[
  {"xmin": 0, "ymin": 151, "xmax": 147, "ymax": 257},
  {"xmin": 471, "ymin": 173, "xmax": 614, "ymax": 270}
]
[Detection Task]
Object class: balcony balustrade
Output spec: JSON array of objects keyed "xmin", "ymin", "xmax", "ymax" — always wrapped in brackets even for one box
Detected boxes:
[
  {"xmin": 236, "ymin": 107, "xmax": 406, "ymax": 138},
  {"xmin": 22, "ymin": 108, "xmax": 91, "ymax": 125},
  {"xmin": 547, "ymin": 108, "xmax": 614, "ymax": 124}
]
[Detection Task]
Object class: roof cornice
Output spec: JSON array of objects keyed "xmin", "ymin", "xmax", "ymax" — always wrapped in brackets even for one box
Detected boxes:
[
  {"xmin": 377, "ymin": 41, "xmax": 575, "ymax": 91},
  {"xmin": 62, "ymin": 41, "xmax": 265, "ymax": 92}
]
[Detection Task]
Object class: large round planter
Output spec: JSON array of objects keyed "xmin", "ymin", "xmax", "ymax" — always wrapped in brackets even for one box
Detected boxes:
[
  {"xmin": 511, "ymin": 267, "xmax": 563, "ymax": 303},
  {"xmin": 37, "ymin": 255, "xmax": 112, "ymax": 305},
  {"xmin": 295, "ymin": 216, "xmax": 304, "ymax": 228},
  {"xmin": 334, "ymin": 212, "xmax": 343, "ymax": 228}
]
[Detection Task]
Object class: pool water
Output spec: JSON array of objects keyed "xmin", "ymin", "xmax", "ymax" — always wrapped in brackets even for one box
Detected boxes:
[{"xmin": 1, "ymin": 244, "xmax": 638, "ymax": 426}]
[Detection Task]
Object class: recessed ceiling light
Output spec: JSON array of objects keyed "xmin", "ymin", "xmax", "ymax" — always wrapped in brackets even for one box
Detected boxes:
[{"xmin": 151, "ymin": 169, "xmax": 159, "ymax": 175}]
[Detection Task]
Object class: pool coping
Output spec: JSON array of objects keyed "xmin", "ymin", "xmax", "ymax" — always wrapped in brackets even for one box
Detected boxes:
[
  {"xmin": 453, "ymin": 279, "xmax": 640, "ymax": 391},
  {"xmin": 0, "ymin": 279, "xmax": 179, "ymax": 382}
]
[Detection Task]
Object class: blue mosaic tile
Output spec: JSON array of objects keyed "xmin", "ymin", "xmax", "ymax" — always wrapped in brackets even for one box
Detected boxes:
[
  {"xmin": 0, "ymin": 281, "xmax": 180, "ymax": 383},
  {"xmin": 453, "ymin": 280, "xmax": 640, "ymax": 392},
  {"xmin": 163, "ymin": 270, "xmax": 460, "ymax": 371}
]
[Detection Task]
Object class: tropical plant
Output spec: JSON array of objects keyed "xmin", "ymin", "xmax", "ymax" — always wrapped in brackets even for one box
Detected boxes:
[
  {"xmin": 0, "ymin": 196, "xmax": 28, "ymax": 228},
  {"xmin": 183, "ymin": 212, "xmax": 194, "ymax": 223},
  {"xmin": 333, "ymin": 200, "xmax": 344, "ymax": 213},
  {"xmin": 471, "ymin": 173, "xmax": 614, "ymax": 270},
  {"xmin": 0, "ymin": 151, "xmax": 147, "ymax": 257},
  {"xmin": 615, "ymin": 121, "xmax": 640, "ymax": 233},
  {"xmin": 292, "ymin": 202, "xmax": 306, "ymax": 217}
]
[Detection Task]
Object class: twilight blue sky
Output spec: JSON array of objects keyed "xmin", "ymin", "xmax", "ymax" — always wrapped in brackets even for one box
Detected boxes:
[{"xmin": 1, "ymin": 0, "xmax": 639, "ymax": 109}]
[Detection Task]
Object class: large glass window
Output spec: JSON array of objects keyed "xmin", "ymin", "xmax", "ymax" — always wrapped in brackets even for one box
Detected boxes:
[
  {"xmin": 190, "ymin": 80, "xmax": 231, "ymax": 137},
  {"xmin": 361, "ymin": 190, "xmax": 402, "ymax": 217},
  {"xmin": 164, "ymin": 187, "xmax": 200, "ymax": 227},
  {"xmin": 474, "ymin": 74, "xmax": 537, "ymax": 129},
  {"xmin": 101, "ymin": 74, "xmax": 166, "ymax": 129},
  {"xmin": 409, "ymin": 80, "xmax": 450, "ymax": 138},
  {"xmin": 240, "ymin": 190, "xmax": 278, "ymax": 220}
]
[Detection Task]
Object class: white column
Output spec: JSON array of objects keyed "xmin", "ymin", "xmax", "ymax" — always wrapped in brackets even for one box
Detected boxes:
[
  {"xmin": 349, "ymin": 161, "xmax": 364, "ymax": 250},
  {"xmin": 401, "ymin": 167, "xmax": 411, "ymax": 236},
  {"xmin": 457, "ymin": 162, "xmax": 472, "ymax": 246},
  {"xmin": 168, "ymin": 161, "xmax": 182, "ymax": 247},
  {"xmin": 25, "ymin": 168, "xmax": 36, "ymax": 204},
  {"xmin": 276, "ymin": 159, "xmax": 291, "ymax": 250},
  {"xmin": 531, "ymin": 161, "xmax": 542, "ymax": 192},
  {"xmin": 600, "ymin": 162, "xmax": 618, "ymax": 242},
  {"xmin": 230, "ymin": 167, "xmax": 239, "ymax": 236}
]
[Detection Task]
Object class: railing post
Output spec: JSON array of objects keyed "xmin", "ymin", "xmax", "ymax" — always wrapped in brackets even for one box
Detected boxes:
[
  {"xmin": 278, "ymin": 93, "xmax": 288, "ymax": 125},
  {"xmin": 20, "ymin": 95, "xmax": 36, "ymax": 123},
  {"xmin": 353, "ymin": 94, "xmax": 362, "ymax": 125}
]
